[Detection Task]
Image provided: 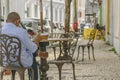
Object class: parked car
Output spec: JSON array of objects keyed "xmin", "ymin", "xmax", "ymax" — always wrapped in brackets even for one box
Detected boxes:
[
  {"xmin": 0, "ymin": 18, "xmax": 5, "ymax": 27},
  {"xmin": 21, "ymin": 19, "xmax": 39, "ymax": 34},
  {"xmin": 44, "ymin": 19, "xmax": 52, "ymax": 33},
  {"xmin": 84, "ymin": 23, "xmax": 93, "ymax": 29}
]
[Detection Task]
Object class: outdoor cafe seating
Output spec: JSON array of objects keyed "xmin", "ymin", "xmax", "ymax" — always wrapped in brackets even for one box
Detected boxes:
[
  {"xmin": 0, "ymin": 34, "xmax": 34, "ymax": 80},
  {"xmin": 47, "ymin": 32, "xmax": 78, "ymax": 80},
  {"xmin": 0, "ymin": 32, "xmax": 78, "ymax": 80},
  {"xmin": 47, "ymin": 33, "xmax": 64, "ymax": 60},
  {"xmin": 76, "ymin": 29, "xmax": 96, "ymax": 61}
]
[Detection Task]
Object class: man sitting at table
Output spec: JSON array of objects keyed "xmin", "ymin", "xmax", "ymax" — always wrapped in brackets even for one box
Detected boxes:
[{"xmin": 1, "ymin": 12, "xmax": 41, "ymax": 80}]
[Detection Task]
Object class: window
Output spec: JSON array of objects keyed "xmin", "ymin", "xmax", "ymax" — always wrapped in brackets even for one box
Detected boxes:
[
  {"xmin": 34, "ymin": 5, "xmax": 38, "ymax": 17},
  {"xmin": 55, "ymin": 8, "xmax": 58, "ymax": 21},
  {"xmin": 59, "ymin": 9, "xmax": 62, "ymax": 22},
  {"xmin": 27, "ymin": 7, "xmax": 30, "ymax": 17},
  {"xmin": 45, "ymin": 8, "xmax": 48, "ymax": 19},
  {"xmin": 2, "ymin": 7, "xmax": 5, "ymax": 16}
]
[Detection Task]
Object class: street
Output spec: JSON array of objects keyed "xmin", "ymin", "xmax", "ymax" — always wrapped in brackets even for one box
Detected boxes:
[{"xmin": 47, "ymin": 40, "xmax": 120, "ymax": 80}]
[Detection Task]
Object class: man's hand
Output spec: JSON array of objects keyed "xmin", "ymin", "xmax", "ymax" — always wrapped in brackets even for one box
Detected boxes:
[{"xmin": 34, "ymin": 33, "xmax": 41, "ymax": 46}]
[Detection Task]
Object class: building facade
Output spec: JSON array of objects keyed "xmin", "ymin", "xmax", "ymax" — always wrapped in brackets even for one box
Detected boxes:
[
  {"xmin": 1, "ymin": 0, "xmax": 26, "ymax": 19},
  {"xmin": 85, "ymin": 0, "xmax": 98, "ymax": 24},
  {"xmin": 109, "ymin": 0, "xmax": 120, "ymax": 54},
  {"xmin": 23, "ymin": 0, "xmax": 65, "ymax": 25},
  {"xmin": 0, "ymin": 0, "xmax": 65, "ymax": 24},
  {"xmin": 77, "ymin": 0, "xmax": 86, "ymax": 24},
  {"xmin": 102, "ymin": 0, "xmax": 120, "ymax": 54}
]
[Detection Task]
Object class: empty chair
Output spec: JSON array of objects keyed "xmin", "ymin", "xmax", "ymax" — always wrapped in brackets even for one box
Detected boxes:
[
  {"xmin": 77, "ymin": 29, "xmax": 96, "ymax": 61},
  {"xmin": 0, "ymin": 34, "xmax": 34, "ymax": 80},
  {"xmin": 48, "ymin": 32, "xmax": 78, "ymax": 80},
  {"xmin": 48, "ymin": 33, "xmax": 64, "ymax": 60}
]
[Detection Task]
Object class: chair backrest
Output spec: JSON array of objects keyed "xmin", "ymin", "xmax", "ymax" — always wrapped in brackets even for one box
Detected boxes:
[
  {"xmin": 88, "ymin": 29, "xmax": 96, "ymax": 44},
  {"xmin": 0, "ymin": 34, "xmax": 23, "ymax": 67},
  {"xmin": 68, "ymin": 38, "xmax": 78, "ymax": 60},
  {"xmin": 62, "ymin": 32, "xmax": 78, "ymax": 60},
  {"xmin": 48, "ymin": 33, "xmax": 63, "ymax": 38}
]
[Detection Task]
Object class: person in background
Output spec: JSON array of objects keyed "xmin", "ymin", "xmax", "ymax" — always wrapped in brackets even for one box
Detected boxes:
[{"xmin": 1, "ymin": 12, "xmax": 41, "ymax": 80}]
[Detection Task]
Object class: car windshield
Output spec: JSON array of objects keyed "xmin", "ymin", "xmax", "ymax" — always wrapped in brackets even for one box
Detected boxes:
[
  {"xmin": 22, "ymin": 22, "xmax": 32, "ymax": 27},
  {"xmin": 21, "ymin": 19, "xmax": 40, "ymax": 33}
]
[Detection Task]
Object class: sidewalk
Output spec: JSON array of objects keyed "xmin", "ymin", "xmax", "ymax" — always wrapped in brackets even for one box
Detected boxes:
[
  {"xmin": 47, "ymin": 40, "xmax": 120, "ymax": 80},
  {"xmin": 2, "ymin": 40, "xmax": 120, "ymax": 80}
]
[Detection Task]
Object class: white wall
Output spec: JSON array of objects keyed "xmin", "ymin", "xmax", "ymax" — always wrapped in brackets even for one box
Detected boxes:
[
  {"xmin": 113, "ymin": 0, "xmax": 120, "ymax": 54},
  {"xmin": 25, "ymin": 0, "xmax": 65, "ymax": 24},
  {"xmin": 9, "ymin": 0, "xmax": 26, "ymax": 19},
  {"xmin": 107, "ymin": 0, "xmax": 120, "ymax": 54}
]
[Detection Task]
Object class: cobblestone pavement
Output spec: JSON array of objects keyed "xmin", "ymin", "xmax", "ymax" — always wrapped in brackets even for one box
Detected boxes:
[{"xmin": 2, "ymin": 40, "xmax": 120, "ymax": 80}]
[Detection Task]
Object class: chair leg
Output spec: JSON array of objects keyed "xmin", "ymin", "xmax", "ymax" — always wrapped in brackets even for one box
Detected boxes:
[
  {"xmin": 11, "ymin": 70, "xmax": 16, "ymax": 80},
  {"xmin": 91, "ymin": 45, "xmax": 95, "ymax": 61},
  {"xmin": 77, "ymin": 46, "xmax": 80, "ymax": 60},
  {"xmin": 87, "ymin": 46, "xmax": 90, "ymax": 60},
  {"xmin": 28, "ymin": 68, "xmax": 34, "ymax": 80},
  {"xmin": 82, "ymin": 47, "xmax": 85, "ymax": 61},
  {"xmin": 53, "ymin": 47, "xmax": 56, "ymax": 60},
  {"xmin": 30, "ymin": 68, "xmax": 34, "ymax": 80},
  {"xmin": 17, "ymin": 69, "xmax": 25, "ymax": 80},
  {"xmin": 37, "ymin": 63, "xmax": 41, "ymax": 80},
  {"xmin": 0, "ymin": 69, "xmax": 5, "ymax": 80},
  {"xmin": 28, "ymin": 69, "xmax": 31, "ymax": 80},
  {"xmin": 71, "ymin": 62, "xmax": 76, "ymax": 80},
  {"xmin": 55, "ymin": 63, "xmax": 64, "ymax": 80}
]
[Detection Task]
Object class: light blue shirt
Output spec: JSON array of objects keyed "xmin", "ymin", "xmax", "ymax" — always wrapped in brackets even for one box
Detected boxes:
[{"xmin": 2, "ymin": 23, "xmax": 38, "ymax": 67}]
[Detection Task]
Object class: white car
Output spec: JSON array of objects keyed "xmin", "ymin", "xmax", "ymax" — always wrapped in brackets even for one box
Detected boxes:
[
  {"xmin": 84, "ymin": 23, "xmax": 93, "ymax": 29},
  {"xmin": 21, "ymin": 19, "xmax": 39, "ymax": 34}
]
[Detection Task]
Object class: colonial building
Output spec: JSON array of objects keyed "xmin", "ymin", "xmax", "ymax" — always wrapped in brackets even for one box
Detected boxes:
[
  {"xmin": 102, "ymin": 0, "xmax": 120, "ymax": 54},
  {"xmin": 85, "ymin": 0, "xmax": 99, "ymax": 24},
  {"xmin": 77, "ymin": 0, "xmax": 86, "ymax": 24},
  {"xmin": 1, "ymin": 0, "xmax": 26, "ymax": 19},
  {"xmin": 0, "ymin": 0, "xmax": 65, "ymax": 23},
  {"xmin": 23, "ymin": 0, "xmax": 65, "ymax": 24}
]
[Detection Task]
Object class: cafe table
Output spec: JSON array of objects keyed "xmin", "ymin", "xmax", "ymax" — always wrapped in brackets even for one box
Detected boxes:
[{"xmin": 38, "ymin": 37, "xmax": 73, "ymax": 80}]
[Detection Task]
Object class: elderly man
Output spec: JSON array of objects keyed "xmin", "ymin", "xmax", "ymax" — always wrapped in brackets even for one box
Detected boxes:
[{"xmin": 1, "ymin": 12, "xmax": 40, "ymax": 80}]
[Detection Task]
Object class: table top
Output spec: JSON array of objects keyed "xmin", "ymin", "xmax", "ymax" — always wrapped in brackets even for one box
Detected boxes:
[{"xmin": 40, "ymin": 38, "xmax": 73, "ymax": 42}]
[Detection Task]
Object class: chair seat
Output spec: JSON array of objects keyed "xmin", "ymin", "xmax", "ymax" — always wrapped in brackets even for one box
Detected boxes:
[
  {"xmin": 2, "ymin": 66, "xmax": 31, "ymax": 70},
  {"xmin": 47, "ymin": 42, "xmax": 60, "ymax": 48},
  {"xmin": 48, "ymin": 60, "xmax": 72, "ymax": 64}
]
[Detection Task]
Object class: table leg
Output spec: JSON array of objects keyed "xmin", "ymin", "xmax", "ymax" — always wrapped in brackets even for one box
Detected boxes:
[{"xmin": 39, "ymin": 42, "xmax": 49, "ymax": 80}]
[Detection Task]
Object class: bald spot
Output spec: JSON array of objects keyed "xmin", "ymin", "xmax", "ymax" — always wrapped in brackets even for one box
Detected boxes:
[{"xmin": 7, "ymin": 12, "xmax": 20, "ymax": 22}]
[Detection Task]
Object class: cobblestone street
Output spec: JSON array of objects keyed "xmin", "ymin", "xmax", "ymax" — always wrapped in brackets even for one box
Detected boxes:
[
  {"xmin": 2, "ymin": 40, "xmax": 120, "ymax": 80},
  {"xmin": 47, "ymin": 40, "xmax": 120, "ymax": 80}
]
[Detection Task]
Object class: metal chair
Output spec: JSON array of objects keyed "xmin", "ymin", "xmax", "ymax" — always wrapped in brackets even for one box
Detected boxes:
[
  {"xmin": 0, "ymin": 34, "xmax": 34, "ymax": 80},
  {"xmin": 48, "ymin": 32, "xmax": 78, "ymax": 80},
  {"xmin": 48, "ymin": 33, "xmax": 64, "ymax": 60},
  {"xmin": 77, "ymin": 29, "xmax": 96, "ymax": 61}
]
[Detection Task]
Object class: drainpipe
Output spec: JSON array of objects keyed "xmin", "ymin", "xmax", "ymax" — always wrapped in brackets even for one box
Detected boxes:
[
  {"xmin": 73, "ymin": 0, "xmax": 77, "ymax": 23},
  {"xmin": 106, "ymin": 0, "xmax": 109, "ymax": 41},
  {"xmin": 6, "ymin": 0, "xmax": 9, "ymax": 15},
  {"xmin": 4, "ymin": 0, "xmax": 9, "ymax": 21},
  {"xmin": 99, "ymin": 2, "xmax": 102, "ymax": 26},
  {"xmin": 39, "ymin": 0, "xmax": 43, "ymax": 33},
  {"xmin": 0, "ymin": 0, "xmax": 1, "ymax": 34},
  {"xmin": 50, "ymin": 0, "xmax": 53, "ymax": 33}
]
